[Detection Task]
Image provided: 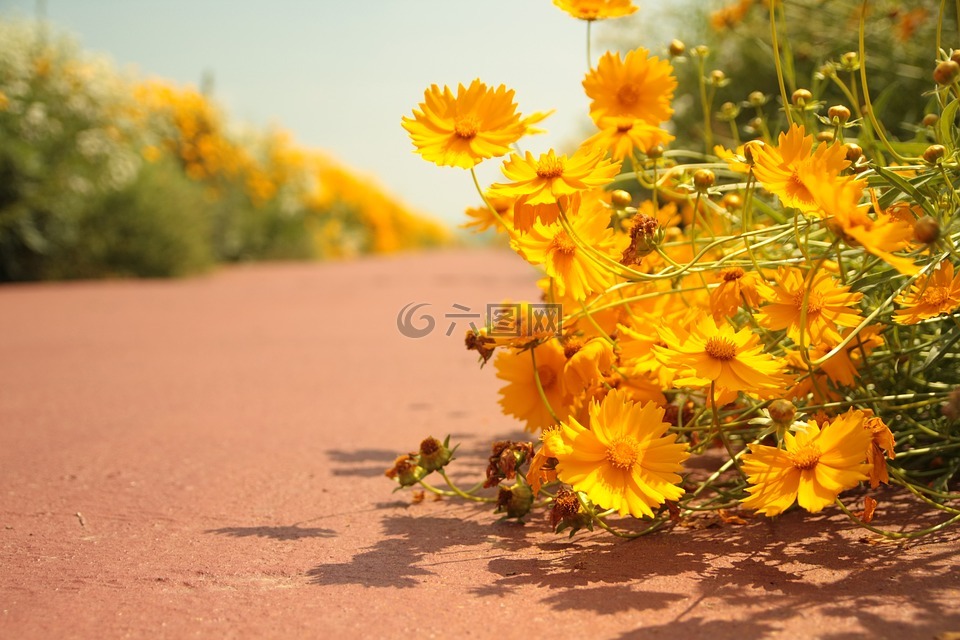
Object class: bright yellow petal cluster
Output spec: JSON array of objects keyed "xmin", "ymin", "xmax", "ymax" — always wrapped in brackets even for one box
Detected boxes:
[
  {"xmin": 554, "ymin": 0, "xmax": 638, "ymax": 20},
  {"xmin": 511, "ymin": 192, "xmax": 626, "ymax": 300},
  {"xmin": 741, "ymin": 410, "xmax": 871, "ymax": 516},
  {"xmin": 553, "ymin": 388, "xmax": 689, "ymax": 518},
  {"xmin": 755, "ymin": 267, "xmax": 863, "ymax": 345},
  {"xmin": 495, "ymin": 340, "xmax": 571, "ymax": 432},
  {"xmin": 581, "ymin": 116, "xmax": 675, "ymax": 161},
  {"xmin": 894, "ymin": 260, "xmax": 960, "ymax": 324},
  {"xmin": 402, "ymin": 80, "xmax": 536, "ymax": 169},
  {"xmin": 583, "ymin": 49, "xmax": 676, "ymax": 126},
  {"xmin": 751, "ymin": 124, "xmax": 849, "ymax": 214}
]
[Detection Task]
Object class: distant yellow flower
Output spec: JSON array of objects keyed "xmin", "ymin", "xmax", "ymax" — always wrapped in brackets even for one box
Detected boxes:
[
  {"xmin": 495, "ymin": 340, "xmax": 572, "ymax": 432},
  {"xmin": 583, "ymin": 49, "xmax": 676, "ymax": 126},
  {"xmin": 401, "ymin": 80, "xmax": 529, "ymax": 169},
  {"xmin": 492, "ymin": 148, "xmax": 620, "ymax": 231},
  {"xmin": 810, "ymin": 176, "xmax": 919, "ymax": 275},
  {"xmin": 742, "ymin": 410, "xmax": 871, "ymax": 516},
  {"xmin": 462, "ymin": 192, "xmax": 514, "ymax": 233},
  {"xmin": 511, "ymin": 192, "xmax": 626, "ymax": 301},
  {"xmin": 709, "ymin": 266, "xmax": 762, "ymax": 319},
  {"xmin": 554, "ymin": 0, "xmax": 638, "ymax": 20},
  {"xmin": 893, "ymin": 260, "xmax": 960, "ymax": 325},
  {"xmin": 581, "ymin": 116, "xmax": 675, "ymax": 161},
  {"xmin": 755, "ymin": 267, "xmax": 863, "ymax": 345},
  {"xmin": 553, "ymin": 388, "xmax": 689, "ymax": 518},
  {"xmin": 653, "ymin": 314, "xmax": 786, "ymax": 404},
  {"xmin": 751, "ymin": 124, "xmax": 849, "ymax": 214}
]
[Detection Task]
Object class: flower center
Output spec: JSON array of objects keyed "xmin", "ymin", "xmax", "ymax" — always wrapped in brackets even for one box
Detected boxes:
[
  {"xmin": 536, "ymin": 365, "xmax": 556, "ymax": 389},
  {"xmin": 606, "ymin": 436, "xmax": 640, "ymax": 470},
  {"xmin": 536, "ymin": 155, "xmax": 565, "ymax": 179},
  {"xmin": 786, "ymin": 170, "xmax": 815, "ymax": 205},
  {"xmin": 617, "ymin": 84, "xmax": 640, "ymax": 107},
  {"xmin": 722, "ymin": 267, "xmax": 745, "ymax": 282},
  {"xmin": 454, "ymin": 116, "xmax": 479, "ymax": 139},
  {"xmin": 616, "ymin": 120, "xmax": 635, "ymax": 133},
  {"xmin": 704, "ymin": 336, "xmax": 737, "ymax": 361},
  {"xmin": 920, "ymin": 286, "xmax": 949, "ymax": 308},
  {"xmin": 793, "ymin": 290, "xmax": 824, "ymax": 316},
  {"xmin": 790, "ymin": 443, "xmax": 822, "ymax": 471},
  {"xmin": 550, "ymin": 231, "xmax": 577, "ymax": 256}
]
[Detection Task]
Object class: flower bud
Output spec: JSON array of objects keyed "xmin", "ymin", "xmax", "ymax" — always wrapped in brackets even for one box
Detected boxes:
[
  {"xmin": 692, "ymin": 45, "xmax": 709, "ymax": 59},
  {"xmin": 914, "ymin": 215, "xmax": 941, "ymax": 244},
  {"xmin": 418, "ymin": 435, "xmax": 455, "ymax": 472},
  {"xmin": 827, "ymin": 104, "xmax": 851, "ymax": 125},
  {"xmin": 768, "ymin": 399, "xmax": 797, "ymax": 426},
  {"xmin": 747, "ymin": 91, "xmax": 767, "ymax": 107},
  {"xmin": 840, "ymin": 51, "xmax": 860, "ymax": 71},
  {"xmin": 791, "ymin": 89, "xmax": 813, "ymax": 107},
  {"xmin": 495, "ymin": 478, "xmax": 534, "ymax": 519},
  {"xmin": 719, "ymin": 101, "xmax": 740, "ymax": 121},
  {"xmin": 709, "ymin": 70, "xmax": 727, "ymax": 87},
  {"xmin": 934, "ymin": 60, "xmax": 960, "ymax": 85},
  {"xmin": 722, "ymin": 193, "xmax": 742, "ymax": 211},
  {"xmin": 844, "ymin": 143, "xmax": 863, "ymax": 162},
  {"xmin": 693, "ymin": 169, "xmax": 715, "ymax": 191},
  {"xmin": 647, "ymin": 144, "xmax": 664, "ymax": 159},
  {"xmin": 816, "ymin": 131, "xmax": 835, "ymax": 143},
  {"xmin": 923, "ymin": 144, "xmax": 947, "ymax": 164},
  {"xmin": 923, "ymin": 113, "xmax": 939, "ymax": 127},
  {"xmin": 610, "ymin": 189, "xmax": 632, "ymax": 209},
  {"xmin": 669, "ymin": 39, "xmax": 686, "ymax": 57}
]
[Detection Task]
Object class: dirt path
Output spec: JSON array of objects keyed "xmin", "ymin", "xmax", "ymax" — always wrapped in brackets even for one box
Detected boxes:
[{"xmin": 1, "ymin": 248, "xmax": 958, "ymax": 639}]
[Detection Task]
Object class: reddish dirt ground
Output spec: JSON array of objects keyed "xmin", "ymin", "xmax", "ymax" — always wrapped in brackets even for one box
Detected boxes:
[{"xmin": 2, "ymin": 248, "xmax": 959, "ymax": 639}]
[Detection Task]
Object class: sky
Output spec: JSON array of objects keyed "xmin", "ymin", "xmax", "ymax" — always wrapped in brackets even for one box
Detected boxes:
[{"xmin": 0, "ymin": 0, "xmax": 675, "ymax": 227}]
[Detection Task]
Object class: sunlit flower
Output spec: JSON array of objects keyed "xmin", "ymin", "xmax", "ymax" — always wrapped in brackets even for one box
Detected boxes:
[
  {"xmin": 784, "ymin": 326, "xmax": 883, "ymax": 402},
  {"xmin": 553, "ymin": 388, "xmax": 689, "ymax": 518},
  {"xmin": 893, "ymin": 259, "xmax": 960, "ymax": 325},
  {"xmin": 653, "ymin": 314, "xmax": 787, "ymax": 404},
  {"xmin": 554, "ymin": 0, "xmax": 638, "ymax": 20},
  {"xmin": 583, "ymin": 49, "xmax": 676, "ymax": 126},
  {"xmin": 581, "ymin": 116, "xmax": 675, "ymax": 161},
  {"xmin": 511, "ymin": 192, "xmax": 626, "ymax": 300},
  {"xmin": 495, "ymin": 340, "xmax": 572, "ymax": 431},
  {"xmin": 751, "ymin": 124, "xmax": 849, "ymax": 214},
  {"xmin": 526, "ymin": 426, "xmax": 566, "ymax": 495},
  {"xmin": 810, "ymin": 176, "xmax": 919, "ymax": 275},
  {"xmin": 492, "ymin": 148, "xmax": 620, "ymax": 231},
  {"xmin": 462, "ymin": 191, "xmax": 514, "ymax": 233},
  {"xmin": 755, "ymin": 267, "xmax": 863, "ymax": 345},
  {"xmin": 709, "ymin": 266, "xmax": 762, "ymax": 319},
  {"xmin": 563, "ymin": 337, "xmax": 615, "ymax": 393},
  {"xmin": 865, "ymin": 414, "xmax": 895, "ymax": 488},
  {"xmin": 401, "ymin": 80, "xmax": 528, "ymax": 169},
  {"xmin": 741, "ymin": 410, "xmax": 871, "ymax": 516}
]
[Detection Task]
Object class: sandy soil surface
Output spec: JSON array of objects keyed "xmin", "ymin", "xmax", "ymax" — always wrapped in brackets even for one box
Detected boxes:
[{"xmin": 2, "ymin": 248, "xmax": 959, "ymax": 639}]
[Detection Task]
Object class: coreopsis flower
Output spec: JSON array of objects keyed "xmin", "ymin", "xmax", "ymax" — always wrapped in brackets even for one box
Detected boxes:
[
  {"xmin": 491, "ymin": 148, "xmax": 620, "ymax": 231},
  {"xmin": 583, "ymin": 49, "xmax": 676, "ymax": 126},
  {"xmin": 784, "ymin": 326, "xmax": 884, "ymax": 402},
  {"xmin": 563, "ymin": 337, "xmax": 615, "ymax": 393},
  {"xmin": 741, "ymin": 410, "xmax": 872, "ymax": 516},
  {"xmin": 865, "ymin": 415, "xmax": 895, "ymax": 488},
  {"xmin": 751, "ymin": 124, "xmax": 849, "ymax": 215},
  {"xmin": 653, "ymin": 314, "xmax": 787, "ymax": 404},
  {"xmin": 893, "ymin": 259, "xmax": 960, "ymax": 325},
  {"xmin": 462, "ymin": 192, "xmax": 514, "ymax": 233},
  {"xmin": 716, "ymin": 142, "xmax": 761, "ymax": 175},
  {"xmin": 553, "ymin": 388, "xmax": 689, "ymax": 518},
  {"xmin": 511, "ymin": 192, "xmax": 627, "ymax": 301},
  {"xmin": 401, "ymin": 80, "xmax": 531, "ymax": 169},
  {"xmin": 554, "ymin": 0, "xmax": 638, "ymax": 20},
  {"xmin": 709, "ymin": 266, "xmax": 762, "ymax": 319},
  {"xmin": 755, "ymin": 267, "xmax": 863, "ymax": 345},
  {"xmin": 810, "ymin": 176, "xmax": 919, "ymax": 275},
  {"xmin": 526, "ymin": 427, "xmax": 565, "ymax": 495},
  {"xmin": 495, "ymin": 340, "xmax": 572, "ymax": 431},
  {"xmin": 581, "ymin": 117, "xmax": 675, "ymax": 161}
]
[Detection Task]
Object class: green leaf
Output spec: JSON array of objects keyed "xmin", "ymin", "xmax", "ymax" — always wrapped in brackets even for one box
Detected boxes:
[{"xmin": 939, "ymin": 98, "xmax": 960, "ymax": 150}]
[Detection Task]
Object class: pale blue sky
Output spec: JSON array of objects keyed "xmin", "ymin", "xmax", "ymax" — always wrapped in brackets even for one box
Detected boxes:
[{"xmin": 0, "ymin": 0, "xmax": 674, "ymax": 226}]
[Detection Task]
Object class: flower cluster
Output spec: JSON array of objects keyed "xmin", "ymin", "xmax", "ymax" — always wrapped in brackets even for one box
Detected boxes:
[{"xmin": 392, "ymin": 1, "xmax": 960, "ymax": 540}]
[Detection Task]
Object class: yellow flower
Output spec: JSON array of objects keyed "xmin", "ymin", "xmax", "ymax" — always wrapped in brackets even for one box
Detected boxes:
[
  {"xmin": 563, "ymin": 337, "xmax": 615, "ymax": 393},
  {"xmin": 511, "ymin": 192, "xmax": 626, "ymax": 301},
  {"xmin": 583, "ymin": 49, "xmax": 676, "ymax": 126},
  {"xmin": 751, "ymin": 124, "xmax": 849, "ymax": 214},
  {"xmin": 553, "ymin": 388, "xmax": 689, "ymax": 518},
  {"xmin": 755, "ymin": 266, "xmax": 863, "ymax": 345},
  {"xmin": 709, "ymin": 266, "xmax": 762, "ymax": 320},
  {"xmin": 893, "ymin": 259, "xmax": 960, "ymax": 324},
  {"xmin": 581, "ymin": 117, "xmax": 675, "ymax": 161},
  {"xmin": 492, "ymin": 148, "xmax": 620, "ymax": 232},
  {"xmin": 554, "ymin": 0, "xmax": 638, "ymax": 20},
  {"xmin": 741, "ymin": 410, "xmax": 872, "ymax": 516},
  {"xmin": 653, "ymin": 314, "xmax": 787, "ymax": 404},
  {"xmin": 865, "ymin": 414, "xmax": 896, "ymax": 489},
  {"xmin": 401, "ymin": 80, "xmax": 530, "ymax": 169},
  {"xmin": 495, "ymin": 340, "xmax": 572, "ymax": 431},
  {"xmin": 462, "ymin": 192, "xmax": 514, "ymax": 233},
  {"xmin": 810, "ymin": 176, "xmax": 919, "ymax": 275},
  {"xmin": 784, "ymin": 326, "xmax": 883, "ymax": 402}
]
